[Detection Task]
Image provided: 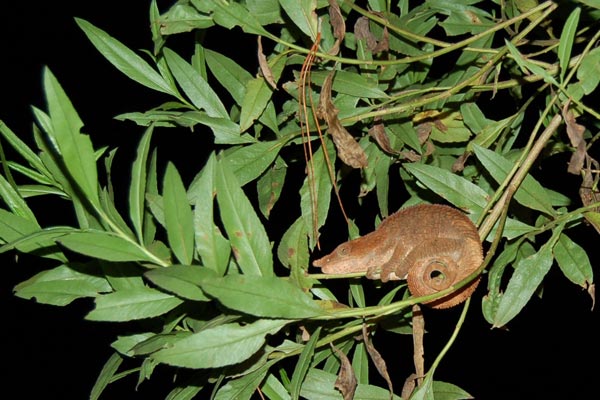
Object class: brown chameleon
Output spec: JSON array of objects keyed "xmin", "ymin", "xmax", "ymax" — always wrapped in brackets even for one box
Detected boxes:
[{"xmin": 313, "ymin": 204, "xmax": 483, "ymax": 309}]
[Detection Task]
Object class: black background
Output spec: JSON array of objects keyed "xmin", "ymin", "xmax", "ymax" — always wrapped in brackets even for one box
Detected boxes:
[{"xmin": 2, "ymin": 1, "xmax": 598, "ymax": 399}]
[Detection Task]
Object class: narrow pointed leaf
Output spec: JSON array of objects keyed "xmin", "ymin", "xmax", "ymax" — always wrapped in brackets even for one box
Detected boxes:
[
  {"xmin": 205, "ymin": 48, "xmax": 252, "ymax": 105},
  {"xmin": 188, "ymin": 153, "xmax": 231, "ymax": 275},
  {"xmin": 44, "ymin": 68, "xmax": 99, "ymax": 204},
  {"xmin": 87, "ymin": 287, "xmax": 183, "ymax": 321},
  {"xmin": 558, "ymin": 8, "xmax": 580, "ymax": 82},
  {"xmin": 152, "ymin": 319, "xmax": 287, "ymax": 368},
  {"xmin": 145, "ymin": 264, "xmax": 215, "ymax": 301},
  {"xmin": 0, "ymin": 174, "xmax": 37, "ymax": 222},
  {"xmin": 90, "ymin": 353, "xmax": 123, "ymax": 400},
  {"xmin": 198, "ymin": 275, "xmax": 324, "ymax": 318},
  {"xmin": 129, "ymin": 125, "xmax": 154, "ymax": 243},
  {"xmin": 290, "ymin": 327, "xmax": 321, "ymax": 400},
  {"xmin": 14, "ymin": 264, "xmax": 111, "ymax": 306},
  {"xmin": 76, "ymin": 18, "xmax": 176, "ymax": 95},
  {"xmin": 553, "ymin": 233, "xmax": 594, "ymax": 288},
  {"xmin": 163, "ymin": 162, "xmax": 195, "ymax": 265},
  {"xmin": 493, "ymin": 236, "xmax": 557, "ymax": 328},
  {"xmin": 473, "ymin": 144, "xmax": 555, "ymax": 215},
  {"xmin": 404, "ymin": 163, "xmax": 488, "ymax": 212},
  {"xmin": 57, "ymin": 231, "xmax": 158, "ymax": 263},
  {"xmin": 215, "ymin": 157, "xmax": 273, "ymax": 276},
  {"xmin": 163, "ymin": 48, "xmax": 228, "ymax": 118}
]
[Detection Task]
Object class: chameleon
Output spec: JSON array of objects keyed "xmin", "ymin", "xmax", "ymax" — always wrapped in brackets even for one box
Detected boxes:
[{"xmin": 313, "ymin": 204, "xmax": 484, "ymax": 309}]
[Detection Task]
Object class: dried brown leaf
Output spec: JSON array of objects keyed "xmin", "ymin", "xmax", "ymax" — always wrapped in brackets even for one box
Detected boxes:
[
  {"xmin": 328, "ymin": 0, "xmax": 345, "ymax": 56},
  {"xmin": 331, "ymin": 343, "xmax": 357, "ymax": 400},
  {"xmin": 580, "ymin": 157, "xmax": 600, "ymax": 234},
  {"xmin": 401, "ymin": 373, "xmax": 418, "ymax": 400},
  {"xmin": 562, "ymin": 103, "xmax": 587, "ymax": 174},
  {"xmin": 588, "ymin": 283, "xmax": 596, "ymax": 310},
  {"xmin": 318, "ymin": 71, "xmax": 368, "ymax": 168},
  {"xmin": 452, "ymin": 152, "xmax": 471, "ymax": 172},
  {"xmin": 400, "ymin": 150, "xmax": 421, "ymax": 162},
  {"xmin": 257, "ymin": 36, "xmax": 277, "ymax": 90},
  {"xmin": 362, "ymin": 324, "xmax": 393, "ymax": 398},
  {"xmin": 369, "ymin": 120, "xmax": 397, "ymax": 154},
  {"xmin": 412, "ymin": 305, "xmax": 425, "ymax": 386},
  {"xmin": 354, "ymin": 16, "xmax": 389, "ymax": 53}
]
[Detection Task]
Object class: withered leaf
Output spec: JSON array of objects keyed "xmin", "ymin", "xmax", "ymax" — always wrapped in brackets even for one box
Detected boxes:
[
  {"xmin": 362, "ymin": 324, "xmax": 393, "ymax": 398},
  {"xmin": 354, "ymin": 17, "xmax": 378, "ymax": 50},
  {"xmin": 401, "ymin": 373, "xmax": 418, "ymax": 400},
  {"xmin": 257, "ymin": 36, "xmax": 277, "ymax": 90},
  {"xmin": 580, "ymin": 156, "xmax": 600, "ymax": 235},
  {"xmin": 354, "ymin": 16, "xmax": 389, "ymax": 53},
  {"xmin": 318, "ymin": 71, "xmax": 368, "ymax": 168},
  {"xmin": 327, "ymin": 0, "xmax": 345, "ymax": 56},
  {"xmin": 562, "ymin": 103, "xmax": 587, "ymax": 175},
  {"xmin": 368, "ymin": 119, "xmax": 397, "ymax": 154},
  {"xmin": 331, "ymin": 343, "xmax": 357, "ymax": 400},
  {"xmin": 412, "ymin": 305, "xmax": 425, "ymax": 386}
]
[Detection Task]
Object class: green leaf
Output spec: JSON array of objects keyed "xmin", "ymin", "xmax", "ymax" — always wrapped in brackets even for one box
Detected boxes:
[
  {"xmin": 209, "ymin": 0, "xmax": 271, "ymax": 36},
  {"xmin": 214, "ymin": 360, "xmax": 276, "ymax": 400},
  {"xmin": 204, "ymin": 48, "xmax": 253, "ymax": 105},
  {"xmin": 558, "ymin": 7, "xmax": 580, "ymax": 82},
  {"xmin": 188, "ymin": 153, "xmax": 231, "ymax": 276},
  {"xmin": 163, "ymin": 162, "xmax": 195, "ymax": 264},
  {"xmin": 0, "ymin": 208, "xmax": 39, "ymax": 243},
  {"xmin": 157, "ymin": 3, "xmax": 214, "ymax": 35},
  {"xmin": 223, "ymin": 139, "xmax": 287, "ymax": 186},
  {"xmin": 261, "ymin": 373, "xmax": 292, "ymax": 400},
  {"xmin": 247, "ymin": 0, "xmax": 283, "ymax": 25},
  {"xmin": 215, "ymin": 157, "xmax": 273, "ymax": 276},
  {"xmin": 472, "ymin": 144, "xmax": 555, "ymax": 215},
  {"xmin": 182, "ymin": 112, "xmax": 252, "ymax": 144},
  {"xmin": 86, "ymin": 287, "xmax": 184, "ymax": 321},
  {"xmin": 300, "ymin": 368, "xmax": 402, "ymax": 399},
  {"xmin": 188, "ymin": 153, "xmax": 231, "ymax": 275},
  {"xmin": 76, "ymin": 18, "xmax": 176, "ymax": 95},
  {"xmin": 90, "ymin": 353, "xmax": 123, "ymax": 400},
  {"xmin": 57, "ymin": 231, "xmax": 158, "ymax": 263},
  {"xmin": 14, "ymin": 264, "xmax": 111, "ymax": 306},
  {"xmin": 199, "ymin": 275, "xmax": 325, "ymax": 318},
  {"xmin": 277, "ymin": 217, "xmax": 309, "ymax": 272},
  {"xmin": 152, "ymin": 319, "xmax": 287, "ymax": 368},
  {"xmin": 300, "ymin": 140, "xmax": 335, "ymax": 248},
  {"xmin": 240, "ymin": 77, "xmax": 273, "ymax": 133},
  {"xmin": 145, "ymin": 265, "xmax": 215, "ymax": 301},
  {"xmin": 279, "ymin": 0, "xmax": 318, "ymax": 41},
  {"xmin": 290, "ymin": 327, "xmax": 321, "ymax": 400},
  {"xmin": 573, "ymin": 47, "xmax": 600, "ymax": 95},
  {"xmin": 0, "ymin": 120, "xmax": 49, "ymax": 179},
  {"xmin": 0, "ymin": 174, "xmax": 37, "ymax": 223},
  {"xmin": 163, "ymin": 48, "xmax": 228, "ymax": 118},
  {"xmin": 432, "ymin": 380, "xmax": 473, "ymax": 400},
  {"xmin": 311, "ymin": 70, "xmax": 389, "ymax": 99},
  {"xmin": 505, "ymin": 40, "xmax": 558, "ymax": 86},
  {"xmin": 44, "ymin": 68, "xmax": 99, "ymax": 205},
  {"xmin": 257, "ymin": 156, "xmax": 287, "ymax": 218},
  {"xmin": 492, "ymin": 232, "xmax": 559, "ymax": 328},
  {"xmin": 553, "ymin": 233, "xmax": 594, "ymax": 288},
  {"xmin": 404, "ymin": 163, "xmax": 488, "ymax": 212},
  {"xmin": 129, "ymin": 125, "xmax": 154, "ymax": 243}
]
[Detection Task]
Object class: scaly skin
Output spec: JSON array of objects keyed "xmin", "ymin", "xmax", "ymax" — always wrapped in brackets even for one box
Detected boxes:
[{"xmin": 313, "ymin": 204, "xmax": 484, "ymax": 308}]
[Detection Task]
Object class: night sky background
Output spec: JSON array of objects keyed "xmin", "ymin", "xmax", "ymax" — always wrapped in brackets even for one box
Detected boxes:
[{"xmin": 2, "ymin": 1, "xmax": 598, "ymax": 399}]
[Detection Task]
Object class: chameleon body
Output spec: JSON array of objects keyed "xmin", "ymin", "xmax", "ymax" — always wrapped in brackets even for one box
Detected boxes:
[{"xmin": 313, "ymin": 204, "xmax": 483, "ymax": 308}]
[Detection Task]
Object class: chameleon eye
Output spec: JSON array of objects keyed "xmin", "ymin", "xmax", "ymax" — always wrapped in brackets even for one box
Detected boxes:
[{"xmin": 337, "ymin": 244, "xmax": 350, "ymax": 256}]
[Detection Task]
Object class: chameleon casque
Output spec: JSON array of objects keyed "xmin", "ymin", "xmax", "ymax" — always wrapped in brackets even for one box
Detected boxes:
[{"xmin": 313, "ymin": 204, "xmax": 484, "ymax": 309}]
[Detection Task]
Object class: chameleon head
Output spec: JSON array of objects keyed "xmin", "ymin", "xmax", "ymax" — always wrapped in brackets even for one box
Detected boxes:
[{"xmin": 313, "ymin": 239, "xmax": 387, "ymax": 274}]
